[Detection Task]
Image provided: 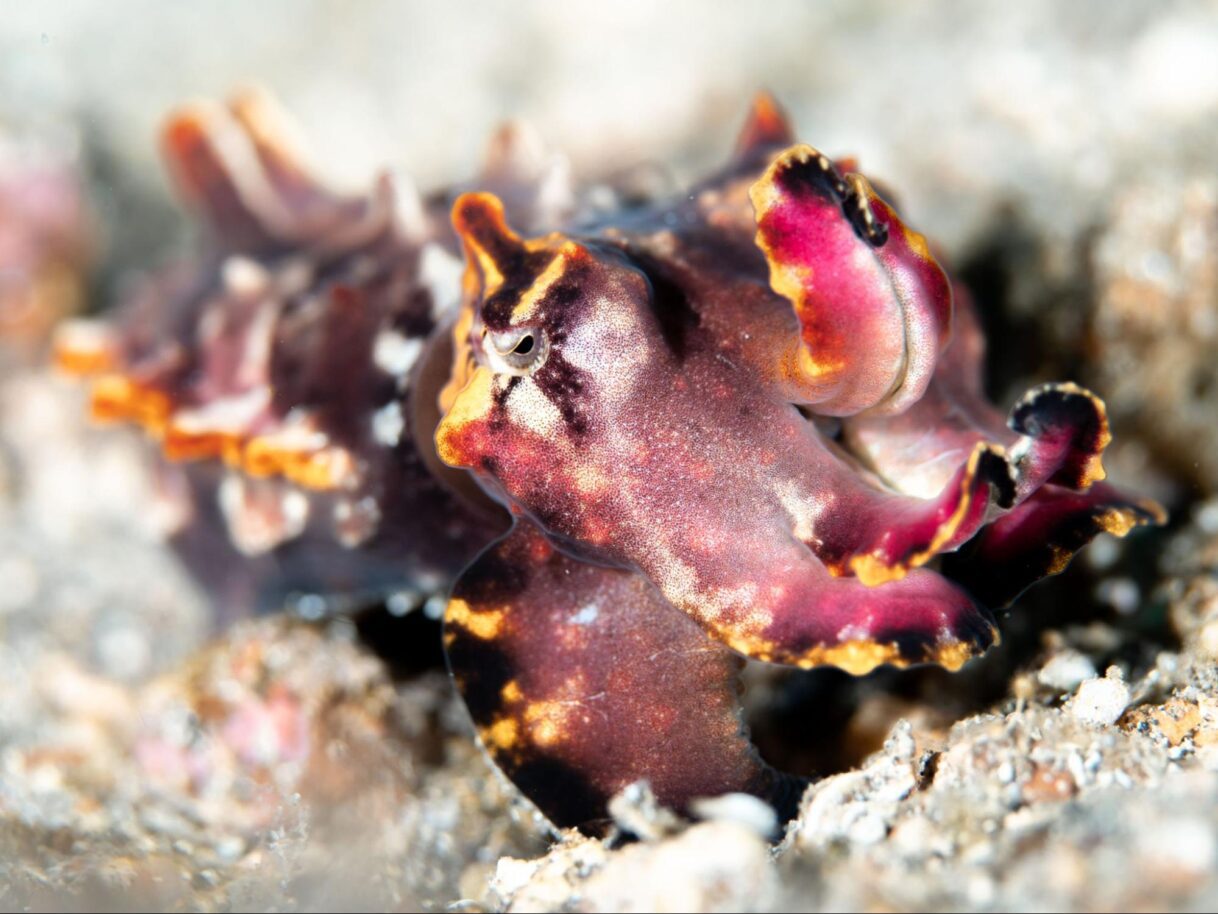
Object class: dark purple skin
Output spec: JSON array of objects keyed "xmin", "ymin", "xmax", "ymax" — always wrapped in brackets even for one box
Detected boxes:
[
  {"xmin": 58, "ymin": 90, "xmax": 1164, "ymax": 833},
  {"xmin": 446, "ymin": 520, "xmax": 804, "ymax": 832}
]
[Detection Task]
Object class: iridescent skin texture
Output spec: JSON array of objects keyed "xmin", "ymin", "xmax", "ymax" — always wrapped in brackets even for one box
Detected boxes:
[{"xmin": 57, "ymin": 91, "xmax": 1164, "ymax": 832}]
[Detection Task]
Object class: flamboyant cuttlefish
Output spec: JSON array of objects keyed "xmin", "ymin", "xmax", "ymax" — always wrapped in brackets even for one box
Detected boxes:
[{"xmin": 56, "ymin": 90, "xmax": 1164, "ymax": 833}]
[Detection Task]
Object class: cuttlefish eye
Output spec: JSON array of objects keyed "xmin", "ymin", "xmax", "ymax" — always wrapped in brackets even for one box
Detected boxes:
[{"xmin": 485, "ymin": 326, "xmax": 548, "ymax": 375}]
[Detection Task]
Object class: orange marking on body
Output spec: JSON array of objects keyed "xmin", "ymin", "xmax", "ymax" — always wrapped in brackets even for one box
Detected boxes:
[
  {"xmin": 446, "ymin": 598, "xmax": 508, "ymax": 640},
  {"xmin": 242, "ymin": 437, "xmax": 356, "ymax": 491},
  {"xmin": 93, "ymin": 403, "xmax": 348, "ymax": 494},
  {"xmin": 78, "ymin": 366, "xmax": 354, "ymax": 491},
  {"xmin": 438, "ymin": 303, "xmax": 477, "ymax": 417},
  {"xmin": 784, "ymin": 635, "xmax": 992, "ymax": 675},
  {"xmin": 55, "ymin": 346, "xmax": 115, "ymax": 377},
  {"xmin": 162, "ymin": 426, "xmax": 244, "ymax": 464},
  {"xmin": 88, "ymin": 375, "xmax": 171, "ymax": 435},
  {"xmin": 52, "ymin": 330, "xmax": 116, "ymax": 377},
  {"xmin": 1098, "ymin": 507, "xmax": 1143, "ymax": 538},
  {"xmin": 436, "ymin": 366, "xmax": 496, "ymax": 468},
  {"xmin": 1072, "ymin": 385, "xmax": 1111, "ymax": 488},
  {"xmin": 483, "ymin": 717, "xmax": 520, "ymax": 751},
  {"xmin": 523, "ymin": 699, "xmax": 572, "ymax": 748},
  {"xmin": 510, "ymin": 242, "xmax": 585, "ymax": 322},
  {"xmin": 501, "ymin": 680, "xmax": 524, "ymax": 704}
]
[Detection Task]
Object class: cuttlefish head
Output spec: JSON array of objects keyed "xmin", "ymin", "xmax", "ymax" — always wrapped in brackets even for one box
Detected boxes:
[{"xmin": 436, "ymin": 193, "xmax": 668, "ymax": 505}]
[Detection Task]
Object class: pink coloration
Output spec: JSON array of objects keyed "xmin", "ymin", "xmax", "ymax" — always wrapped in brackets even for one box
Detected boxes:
[
  {"xmin": 751, "ymin": 146, "xmax": 952, "ymax": 416},
  {"xmin": 220, "ymin": 686, "xmax": 311, "ymax": 768},
  {"xmin": 60, "ymin": 89, "xmax": 1163, "ymax": 833}
]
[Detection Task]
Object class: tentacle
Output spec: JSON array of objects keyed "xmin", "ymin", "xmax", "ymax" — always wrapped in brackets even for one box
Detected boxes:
[
  {"xmin": 842, "ymin": 283, "xmax": 1152, "ymax": 514},
  {"xmin": 1007, "ymin": 382, "xmax": 1110, "ymax": 494},
  {"xmin": 750, "ymin": 145, "xmax": 953, "ymax": 416},
  {"xmin": 846, "ymin": 378, "xmax": 1113, "ymax": 506},
  {"xmin": 943, "ymin": 482, "xmax": 1166, "ymax": 608},
  {"xmin": 841, "ymin": 280, "xmax": 1003, "ymax": 498},
  {"xmin": 445, "ymin": 521, "xmax": 803, "ymax": 833},
  {"xmin": 844, "ymin": 280, "xmax": 1165, "ymax": 596},
  {"xmin": 841, "ymin": 441, "xmax": 1015, "ymax": 586}
]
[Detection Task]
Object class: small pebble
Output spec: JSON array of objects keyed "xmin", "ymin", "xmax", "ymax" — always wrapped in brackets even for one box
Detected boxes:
[
  {"xmin": 1096, "ymin": 577, "xmax": 1140, "ymax": 615},
  {"xmin": 1196, "ymin": 498, "xmax": 1218, "ymax": 534},
  {"xmin": 689, "ymin": 792, "xmax": 778, "ymax": 839},
  {"xmin": 1039, "ymin": 650, "xmax": 1098, "ymax": 692},
  {"xmin": 1068, "ymin": 675, "xmax": 1131, "ymax": 726},
  {"xmin": 847, "ymin": 812, "xmax": 889, "ymax": 846}
]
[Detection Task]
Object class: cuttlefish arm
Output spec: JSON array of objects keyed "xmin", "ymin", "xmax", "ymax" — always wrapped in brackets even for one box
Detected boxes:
[
  {"xmin": 749, "ymin": 147, "xmax": 1162, "ymax": 577},
  {"xmin": 437, "ymin": 193, "xmax": 1003, "ymax": 672},
  {"xmin": 943, "ymin": 482, "xmax": 1164, "ymax": 608},
  {"xmin": 841, "ymin": 281, "xmax": 1165, "ymax": 586}
]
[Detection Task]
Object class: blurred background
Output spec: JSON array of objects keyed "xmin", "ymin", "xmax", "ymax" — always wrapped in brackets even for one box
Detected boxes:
[
  {"xmin": 4, "ymin": 0, "xmax": 1217, "ymax": 275},
  {"xmin": 2, "ymin": 2, "xmax": 1218, "ymax": 911}
]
